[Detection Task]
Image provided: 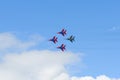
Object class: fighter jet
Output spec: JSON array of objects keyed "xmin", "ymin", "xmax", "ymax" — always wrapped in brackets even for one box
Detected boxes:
[
  {"xmin": 67, "ymin": 35, "xmax": 75, "ymax": 43},
  {"xmin": 57, "ymin": 29, "xmax": 67, "ymax": 36},
  {"xmin": 49, "ymin": 36, "xmax": 58, "ymax": 44},
  {"xmin": 57, "ymin": 44, "xmax": 66, "ymax": 51}
]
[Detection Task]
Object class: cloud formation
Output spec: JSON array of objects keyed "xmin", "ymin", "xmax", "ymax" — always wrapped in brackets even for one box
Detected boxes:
[
  {"xmin": 0, "ymin": 50, "xmax": 78, "ymax": 80},
  {"xmin": 0, "ymin": 32, "xmax": 43, "ymax": 52},
  {"xmin": 71, "ymin": 75, "xmax": 120, "ymax": 80},
  {"xmin": 0, "ymin": 32, "xmax": 120, "ymax": 80},
  {"xmin": 0, "ymin": 50, "xmax": 120, "ymax": 80}
]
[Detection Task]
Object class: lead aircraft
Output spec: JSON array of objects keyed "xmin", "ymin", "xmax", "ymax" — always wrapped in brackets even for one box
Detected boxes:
[{"xmin": 57, "ymin": 29, "xmax": 67, "ymax": 36}]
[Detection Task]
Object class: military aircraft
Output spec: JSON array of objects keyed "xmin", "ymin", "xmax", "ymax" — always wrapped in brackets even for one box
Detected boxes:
[
  {"xmin": 57, "ymin": 29, "xmax": 67, "ymax": 36},
  {"xmin": 67, "ymin": 35, "xmax": 75, "ymax": 43},
  {"xmin": 57, "ymin": 44, "xmax": 66, "ymax": 51},
  {"xmin": 49, "ymin": 36, "xmax": 58, "ymax": 44}
]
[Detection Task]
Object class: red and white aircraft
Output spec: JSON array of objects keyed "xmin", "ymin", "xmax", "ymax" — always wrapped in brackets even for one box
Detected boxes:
[
  {"xmin": 57, "ymin": 44, "xmax": 66, "ymax": 51},
  {"xmin": 57, "ymin": 29, "xmax": 67, "ymax": 36},
  {"xmin": 49, "ymin": 36, "xmax": 58, "ymax": 44}
]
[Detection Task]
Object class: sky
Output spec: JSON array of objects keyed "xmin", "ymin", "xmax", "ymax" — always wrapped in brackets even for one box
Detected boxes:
[{"xmin": 0, "ymin": 0, "xmax": 120, "ymax": 80}]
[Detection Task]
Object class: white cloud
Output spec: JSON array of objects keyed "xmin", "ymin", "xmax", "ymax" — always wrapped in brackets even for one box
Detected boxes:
[
  {"xmin": 71, "ymin": 75, "xmax": 120, "ymax": 80},
  {"xmin": 0, "ymin": 32, "xmax": 120, "ymax": 80},
  {"xmin": 53, "ymin": 73, "xmax": 70, "ymax": 80},
  {"xmin": 0, "ymin": 50, "xmax": 79, "ymax": 80},
  {"xmin": 0, "ymin": 32, "xmax": 43, "ymax": 52}
]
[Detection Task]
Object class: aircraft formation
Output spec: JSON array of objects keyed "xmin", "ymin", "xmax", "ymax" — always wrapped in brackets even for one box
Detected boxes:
[{"xmin": 49, "ymin": 29, "xmax": 75, "ymax": 51}]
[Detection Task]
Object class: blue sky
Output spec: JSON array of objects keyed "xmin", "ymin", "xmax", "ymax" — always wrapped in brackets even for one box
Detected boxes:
[{"xmin": 0, "ymin": 0, "xmax": 120, "ymax": 78}]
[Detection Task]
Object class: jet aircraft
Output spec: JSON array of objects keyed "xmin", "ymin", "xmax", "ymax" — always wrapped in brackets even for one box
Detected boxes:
[
  {"xmin": 67, "ymin": 35, "xmax": 75, "ymax": 43},
  {"xmin": 49, "ymin": 36, "xmax": 58, "ymax": 44},
  {"xmin": 57, "ymin": 29, "xmax": 67, "ymax": 36},
  {"xmin": 57, "ymin": 44, "xmax": 66, "ymax": 51}
]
